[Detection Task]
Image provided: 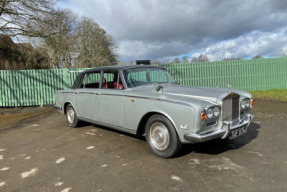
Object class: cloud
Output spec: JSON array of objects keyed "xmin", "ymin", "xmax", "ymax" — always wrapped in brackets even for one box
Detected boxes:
[
  {"xmin": 58, "ymin": 0, "xmax": 287, "ymax": 61},
  {"xmin": 205, "ymin": 27, "xmax": 287, "ymax": 60}
]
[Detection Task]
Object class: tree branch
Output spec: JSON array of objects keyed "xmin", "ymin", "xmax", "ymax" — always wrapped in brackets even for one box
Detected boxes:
[{"xmin": 0, "ymin": 0, "xmax": 7, "ymax": 16}]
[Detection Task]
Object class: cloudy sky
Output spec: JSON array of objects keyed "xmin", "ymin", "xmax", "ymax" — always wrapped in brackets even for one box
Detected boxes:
[{"xmin": 58, "ymin": 0, "xmax": 287, "ymax": 62}]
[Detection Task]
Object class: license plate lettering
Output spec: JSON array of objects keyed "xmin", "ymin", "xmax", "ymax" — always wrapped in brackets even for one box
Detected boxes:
[{"xmin": 229, "ymin": 125, "xmax": 247, "ymax": 139}]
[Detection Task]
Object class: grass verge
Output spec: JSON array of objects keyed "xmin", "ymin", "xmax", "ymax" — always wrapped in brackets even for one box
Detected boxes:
[
  {"xmin": 0, "ymin": 107, "xmax": 55, "ymax": 129},
  {"xmin": 250, "ymin": 89, "xmax": 287, "ymax": 102}
]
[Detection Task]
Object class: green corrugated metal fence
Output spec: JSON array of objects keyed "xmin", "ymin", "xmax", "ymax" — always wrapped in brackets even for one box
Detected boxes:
[
  {"xmin": 159, "ymin": 58, "xmax": 287, "ymax": 91},
  {"xmin": 0, "ymin": 58, "xmax": 287, "ymax": 107},
  {"xmin": 0, "ymin": 68, "xmax": 87, "ymax": 107}
]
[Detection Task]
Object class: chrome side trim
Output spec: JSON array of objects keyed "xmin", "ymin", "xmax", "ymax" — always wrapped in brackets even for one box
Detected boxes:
[
  {"xmin": 59, "ymin": 92, "xmax": 192, "ymax": 107},
  {"xmin": 75, "ymin": 92, "xmax": 94, "ymax": 95},
  {"xmin": 78, "ymin": 117, "xmax": 136, "ymax": 135}
]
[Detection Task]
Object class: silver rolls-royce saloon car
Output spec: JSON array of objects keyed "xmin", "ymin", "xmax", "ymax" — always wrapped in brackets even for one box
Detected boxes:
[{"xmin": 55, "ymin": 65, "xmax": 254, "ymax": 158}]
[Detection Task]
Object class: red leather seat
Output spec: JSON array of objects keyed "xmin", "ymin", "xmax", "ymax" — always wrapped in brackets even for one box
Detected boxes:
[
  {"xmin": 118, "ymin": 83, "xmax": 123, "ymax": 89},
  {"xmin": 102, "ymin": 78, "xmax": 108, "ymax": 89},
  {"xmin": 113, "ymin": 82, "xmax": 123, "ymax": 89}
]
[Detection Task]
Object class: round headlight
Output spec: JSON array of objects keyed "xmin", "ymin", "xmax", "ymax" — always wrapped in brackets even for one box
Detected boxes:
[
  {"xmin": 241, "ymin": 99, "xmax": 251, "ymax": 109},
  {"xmin": 206, "ymin": 108, "xmax": 213, "ymax": 119},
  {"xmin": 245, "ymin": 99, "xmax": 250, "ymax": 108},
  {"xmin": 241, "ymin": 99, "xmax": 247, "ymax": 109},
  {"xmin": 213, "ymin": 106, "xmax": 220, "ymax": 117}
]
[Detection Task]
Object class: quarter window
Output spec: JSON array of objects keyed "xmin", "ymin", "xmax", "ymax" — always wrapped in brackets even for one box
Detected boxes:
[{"xmin": 81, "ymin": 72, "xmax": 101, "ymax": 88}]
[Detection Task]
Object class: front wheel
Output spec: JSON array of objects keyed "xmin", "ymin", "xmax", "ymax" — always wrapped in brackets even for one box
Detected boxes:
[
  {"xmin": 66, "ymin": 104, "xmax": 80, "ymax": 128},
  {"xmin": 145, "ymin": 115, "xmax": 182, "ymax": 158}
]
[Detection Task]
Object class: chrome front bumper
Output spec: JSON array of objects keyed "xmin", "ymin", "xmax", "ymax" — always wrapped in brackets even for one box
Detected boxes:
[{"xmin": 184, "ymin": 114, "xmax": 255, "ymax": 143}]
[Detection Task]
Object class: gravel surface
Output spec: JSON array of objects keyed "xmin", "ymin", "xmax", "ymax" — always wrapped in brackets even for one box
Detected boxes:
[{"xmin": 0, "ymin": 101, "xmax": 287, "ymax": 192}]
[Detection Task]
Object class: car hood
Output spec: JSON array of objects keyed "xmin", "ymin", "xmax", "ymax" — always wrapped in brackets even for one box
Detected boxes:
[
  {"xmin": 129, "ymin": 84, "xmax": 252, "ymax": 104},
  {"xmin": 164, "ymin": 85, "xmax": 229, "ymax": 102}
]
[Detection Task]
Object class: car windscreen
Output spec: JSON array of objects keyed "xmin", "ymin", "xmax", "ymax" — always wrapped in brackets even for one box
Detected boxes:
[{"xmin": 122, "ymin": 68, "xmax": 176, "ymax": 88}]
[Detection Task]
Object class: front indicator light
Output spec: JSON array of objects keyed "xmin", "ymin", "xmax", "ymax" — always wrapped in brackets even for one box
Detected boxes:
[
  {"xmin": 251, "ymin": 99, "xmax": 254, "ymax": 107},
  {"xmin": 201, "ymin": 112, "xmax": 206, "ymax": 121}
]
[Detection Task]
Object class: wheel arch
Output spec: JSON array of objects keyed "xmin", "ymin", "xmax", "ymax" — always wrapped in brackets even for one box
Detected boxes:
[
  {"xmin": 136, "ymin": 111, "xmax": 178, "ymax": 137},
  {"xmin": 64, "ymin": 102, "xmax": 73, "ymax": 115}
]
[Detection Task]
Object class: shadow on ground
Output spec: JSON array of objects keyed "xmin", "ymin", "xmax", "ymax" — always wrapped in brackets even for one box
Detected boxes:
[
  {"xmin": 179, "ymin": 122, "xmax": 261, "ymax": 157},
  {"xmin": 76, "ymin": 120, "xmax": 261, "ymax": 158}
]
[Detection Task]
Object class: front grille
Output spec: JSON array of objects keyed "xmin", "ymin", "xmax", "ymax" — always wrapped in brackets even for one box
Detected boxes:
[{"xmin": 222, "ymin": 93, "xmax": 240, "ymax": 123}]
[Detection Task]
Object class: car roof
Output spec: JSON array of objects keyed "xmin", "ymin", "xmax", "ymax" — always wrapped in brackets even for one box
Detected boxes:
[
  {"xmin": 83, "ymin": 65, "xmax": 165, "ymax": 73},
  {"xmin": 72, "ymin": 65, "xmax": 167, "ymax": 89}
]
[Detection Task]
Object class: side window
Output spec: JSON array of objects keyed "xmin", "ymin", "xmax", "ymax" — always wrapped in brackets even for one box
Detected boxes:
[
  {"xmin": 81, "ymin": 72, "xmax": 101, "ymax": 88},
  {"xmin": 102, "ymin": 71, "xmax": 124, "ymax": 89}
]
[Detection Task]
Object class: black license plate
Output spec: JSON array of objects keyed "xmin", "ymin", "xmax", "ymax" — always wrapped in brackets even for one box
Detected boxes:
[{"xmin": 229, "ymin": 125, "xmax": 248, "ymax": 139}]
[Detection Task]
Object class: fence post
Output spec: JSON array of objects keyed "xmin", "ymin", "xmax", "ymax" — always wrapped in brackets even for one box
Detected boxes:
[{"xmin": 62, "ymin": 68, "xmax": 70, "ymax": 90}]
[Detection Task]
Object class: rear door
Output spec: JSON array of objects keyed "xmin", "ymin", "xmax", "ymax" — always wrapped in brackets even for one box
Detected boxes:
[{"xmin": 73, "ymin": 72, "xmax": 101, "ymax": 121}]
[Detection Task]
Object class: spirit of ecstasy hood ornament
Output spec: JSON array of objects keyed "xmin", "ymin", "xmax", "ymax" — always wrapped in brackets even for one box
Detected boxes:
[{"xmin": 227, "ymin": 84, "xmax": 232, "ymax": 93}]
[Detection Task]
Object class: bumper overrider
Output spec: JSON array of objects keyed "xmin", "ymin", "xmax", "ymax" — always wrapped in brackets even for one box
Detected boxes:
[
  {"xmin": 54, "ymin": 104, "xmax": 64, "ymax": 114},
  {"xmin": 54, "ymin": 104, "xmax": 62, "ymax": 111},
  {"xmin": 184, "ymin": 114, "xmax": 255, "ymax": 143}
]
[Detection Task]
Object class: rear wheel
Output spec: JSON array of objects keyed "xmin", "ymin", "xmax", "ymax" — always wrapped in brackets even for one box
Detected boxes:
[
  {"xmin": 66, "ymin": 104, "xmax": 80, "ymax": 127},
  {"xmin": 145, "ymin": 114, "xmax": 182, "ymax": 158}
]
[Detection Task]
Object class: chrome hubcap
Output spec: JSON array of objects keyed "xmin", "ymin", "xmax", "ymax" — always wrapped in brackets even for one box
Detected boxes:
[
  {"xmin": 150, "ymin": 122, "xmax": 170, "ymax": 151},
  {"xmin": 67, "ymin": 107, "xmax": 75, "ymax": 123}
]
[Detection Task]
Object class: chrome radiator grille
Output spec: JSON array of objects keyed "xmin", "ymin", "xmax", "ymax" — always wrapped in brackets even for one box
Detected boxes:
[{"xmin": 222, "ymin": 93, "xmax": 240, "ymax": 123}]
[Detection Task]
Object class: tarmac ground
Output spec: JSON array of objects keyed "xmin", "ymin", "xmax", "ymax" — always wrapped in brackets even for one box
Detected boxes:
[{"xmin": 0, "ymin": 100, "xmax": 287, "ymax": 192}]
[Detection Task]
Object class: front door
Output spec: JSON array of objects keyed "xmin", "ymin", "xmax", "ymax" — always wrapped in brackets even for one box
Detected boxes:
[{"xmin": 96, "ymin": 71, "xmax": 124, "ymax": 127}]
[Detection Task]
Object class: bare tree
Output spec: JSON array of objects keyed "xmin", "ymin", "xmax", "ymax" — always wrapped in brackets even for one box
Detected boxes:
[
  {"xmin": 0, "ymin": 0, "xmax": 7, "ymax": 16},
  {"xmin": 0, "ymin": 0, "xmax": 56, "ymax": 37},
  {"xmin": 75, "ymin": 17, "xmax": 117, "ymax": 67},
  {"xmin": 197, "ymin": 54, "xmax": 209, "ymax": 62},
  {"xmin": 181, "ymin": 56, "xmax": 191, "ymax": 63},
  {"xmin": 42, "ymin": 9, "xmax": 77, "ymax": 68},
  {"xmin": 163, "ymin": 59, "xmax": 170, "ymax": 64},
  {"xmin": 173, "ymin": 57, "xmax": 181, "ymax": 63},
  {"xmin": 17, "ymin": 46, "xmax": 49, "ymax": 69},
  {"xmin": 1, "ymin": 1, "xmax": 118, "ymax": 69},
  {"xmin": 191, "ymin": 54, "xmax": 209, "ymax": 62},
  {"xmin": 222, "ymin": 58, "xmax": 241, "ymax": 61}
]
